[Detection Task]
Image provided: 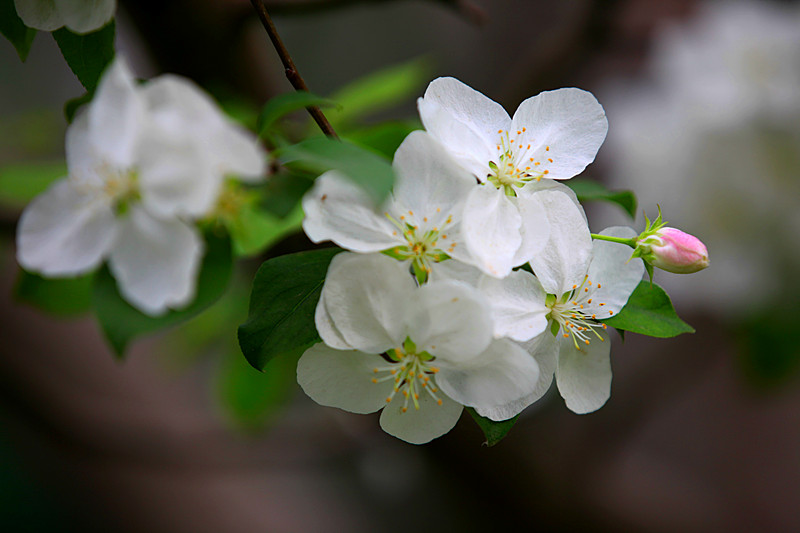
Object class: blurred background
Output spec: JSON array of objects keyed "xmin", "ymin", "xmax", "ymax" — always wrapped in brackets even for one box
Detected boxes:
[{"xmin": 2, "ymin": 0, "xmax": 800, "ymax": 531}]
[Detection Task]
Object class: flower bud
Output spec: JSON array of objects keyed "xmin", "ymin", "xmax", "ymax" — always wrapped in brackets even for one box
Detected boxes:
[{"xmin": 638, "ymin": 228, "xmax": 709, "ymax": 274}]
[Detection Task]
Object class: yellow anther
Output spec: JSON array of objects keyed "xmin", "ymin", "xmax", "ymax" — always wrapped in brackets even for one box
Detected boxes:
[
  {"xmin": 442, "ymin": 234, "xmax": 448, "ymax": 239},
  {"xmin": 585, "ymin": 288, "xmax": 589, "ymax": 292},
  {"xmin": 517, "ymin": 130, "xmax": 521, "ymax": 135},
  {"xmin": 403, "ymin": 390, "xmax": 409, "ymax": 397},
  {"xmin": 437, "ymin": 399, "xmax": 443, "ymax": 406},
  {"xmin": 400, "ymin": 215, "xmax": 405, "ymax": 220},
  {"xmin": 390, "ymin": 369, "xmax": 396, "ymax": 375},
  {"xmin": 597, "ymin": 283, "xmax": 602, "ymax": 288},
  {"xmin": 414, "ymin": 394, "xmax": 419, "ymax": 400},
  {"xmin": 548, "ymin": 158, "xmax": 553, "ymax": 163},
  {"xmin": 609, "ymin": 310, "xmax": 614, "ymax": 315},
  {"xmin": 436, "ymin": 207, "xmax": 441, "ymax": 213},
  {"xmin": 423, "ymin": 217, "xmax": 428, "ymax": 222},
  {"xmin": 371, "ymin": 378, "xmax": 378, "ymax": 383},
  {"xmin": 430, "ymin": 367, "xmax": 440, "ymax": 373},
  {"xmin": 580, "ymin": 304, "xmax": 584, "ymax": 309},
  {"xmin": 386, "ymin": 397, "xmax": 392, "ymax": 403},
  {"xmin": 585, "ymin": 340, "xmax": 590, "ymax": 345},
  {"xmin": 592, "ymin": 314, "xmax": 596, "ymax": 319},
  {"xmin": 587, "ymin": 299, "xmax": 592, "ymax": 303},
  {"xmin": 602, "ymin": 324, "xmax": 608, "ymax": 330},
  {"xmin": 573, "ymin": 284, "xmax": 577, "ymax": 289},
  {"xmin": 522, "ymin": 127, "xmax": 526, "ymax": 132},
  {"xmin": 563, "ymin": 334, "xmax": 569, "ymax": 338},
  {"xmin": 546, "ymin": 146, "xmax": 550, "ymax": 151},
  {"xmin": 599, "ymin": 303, "xmax": 605, "ymax": 306},
  {"xmin": 497, "ymin": 129, "xmax": 503, "ymax": 134},
  {"xmin": 373, "ymin": 368, "xmax": 379, "ymax": 373},
  {"xmin": 543, "ymin": 170, "xmax": 549, "ymax": 175}
]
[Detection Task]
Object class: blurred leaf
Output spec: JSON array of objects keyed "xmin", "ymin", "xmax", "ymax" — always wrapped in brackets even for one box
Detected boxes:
[
  {"xmin": 566, "ymin": 179, "xmax": 637, "ymax": 218},
  {"xmin": 259, "ymin": 170, "xmax": 314, "ymax": 219},
  {"xmin": 217, "ymin": 346, "xmax": 302, "ymax": 430},
  {"xmin": 93, "ymin": 234, "xmax": 233, "ymax": 356},
  {"xmin": 467, "ymin": 408, "xmax": 519, "ymax": 447},
  {"xmin": 53, "ymin": 21, "xmax": 115, "ymax": 93},
  {"xmin": 328, "ymin": 57, "xmax": 430, "ymax": 129},
  {"xmin": 601, "ymin": 281, "xmax": 694, "ymax": 337},
  {"xmin": 0, "ymin": 0, "xmax": 36, "ymax": 61},
  {"xmin": 257, "ymin": 91, "xmax": 339, "ymax": 138},
  {"xmin": 738, "ymin": 306, "xmax": 800, "ymax": 389},
  {"xmin": 64, "ymin": 92, "xmax": 92, "ymax": 123},
  {"xmin": 0, "ymin": 161, "xmax": 65, "ymax": 207},
  {"xmin": 226, "ymin": 203, "xmax": 304, "ymax": 257},
  {"xmin": 345, "ymin": 120, "xmax": 422, "ymax": 159},
  {"xmin": 277, "ymin": 136, "xmax": 394, "ymax": 203},
  {"xmin": 238, "ymin": 247, "xmax": 343, "ymax": 371},
  {"xmin": 15, "ymin": 270, "xmax": 93, "ymax": 316}
]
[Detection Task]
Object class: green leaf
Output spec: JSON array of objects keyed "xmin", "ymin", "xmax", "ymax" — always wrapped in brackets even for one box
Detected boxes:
[
  {"xmin": 238, "ymin": 247, "xmax": 344, "ymax": 371},
  {"xmin": 566, "ymin": 179, "xmax": 637, "ymax": 218},
  {"xmin": 601, "ymin": 281, "xmax": 694, "ymax": 337},
  {"xmin": 226, "ymin": 203, "xmax": 304, "ymax": 257},
  {"xmin": 466, "ymin": 407, "xmax": 519, "ymax": 447},
  {"xmin": 0, "ymin": 0, "xmax": 36, "ymax": 61},
  {"xmin": 15, "ymin": 270, "xmax": 93, "ymax": 316},
  {"xmin": 53, "ymin": 21, "xmax": 115, "ymax": 93},
  {"xmin": 259, "ymin": 169, "xmax": 314, "ymax": 219},
  {"xmin": 328, "ymin": 57, "xmax": 430, "ymax": 129},
  {"xmin": 217, "ymin": 346, "xmax": 302, "ymax": 430},
  {"xmin": 257, "ymin": 90, "xmax": 339, "ymax": 137},
  {"xmin": 344, "ymin": 120, "xmax": 422, "ymax": 159},
  {"xmin": 0, "ymin": 161, "xmax": 65, "ymax": 207},
  {"xmin": 277, "ymin": 136, "xmax": 395, "ymax": 203},
  {"xmin": 93, "ymin": 234, "xmax": 233, "ymax": 356}
]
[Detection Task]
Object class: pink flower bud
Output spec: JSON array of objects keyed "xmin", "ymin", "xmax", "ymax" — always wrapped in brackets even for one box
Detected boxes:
[{"xmin": 645, "ymin": 228, "xmax": 709, "ymax": 274}]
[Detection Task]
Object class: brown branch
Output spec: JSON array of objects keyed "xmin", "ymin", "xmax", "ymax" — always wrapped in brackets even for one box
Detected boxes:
[{"xmin": 249, "ymin": 0, "xmax": 339, "ymax": 138}]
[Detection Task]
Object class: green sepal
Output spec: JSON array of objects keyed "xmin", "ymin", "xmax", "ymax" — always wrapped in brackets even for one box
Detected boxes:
[{"xmin": 467, "ymin": 407, "xmax": 519, "ymax": 447}]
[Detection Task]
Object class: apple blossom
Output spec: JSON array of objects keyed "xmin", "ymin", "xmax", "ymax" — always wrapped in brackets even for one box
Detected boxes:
[
  {"xmin": 478, "ymin": 218, "xmax": 643, "ymax": 415},
  {"xmin": 636, "ymin": 227, "xmax": 709, "ymax": 274},
  {"xmin": 302, "ymin": 131, "xmax": 480, "ymax": 283},
  {"xmin": 298, "ymin": 252, "xmax": 540, "ymax": 444},
  {"xmin": 417, "ymin": 77, "xmax": 607, "ymax": 276},
  {"xmin": 16, "ymin": 59, "xmax": 266, "ymax": 315},
  {"xmin": 14, "ymin": 0, "xmax": 116, "ymax": 34}
]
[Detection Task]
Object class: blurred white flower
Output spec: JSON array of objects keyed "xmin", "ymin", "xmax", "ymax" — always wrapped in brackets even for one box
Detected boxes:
[
  {"xmin": 601, "ymin": 0, "xmax": 800, "ymax": 315},
  {"xmin": 418, "ymin": 77, "xmax": 607, "ymax": 277},
  {"xmin": 14, "ymin": 0, "xmax": 116, "ymax": 34},
  {"xmin": 16, "ymin": 59, "xmax": 266, "ymax": 315},
  {"xmin": 299, "ymin": 253, "xmax": 540, "ymax": 444}
]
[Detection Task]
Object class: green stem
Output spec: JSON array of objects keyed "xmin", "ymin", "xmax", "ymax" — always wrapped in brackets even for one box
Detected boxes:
[{"xmin": 590, "ymin": 233, "xmax": 637, "ymax": 247}]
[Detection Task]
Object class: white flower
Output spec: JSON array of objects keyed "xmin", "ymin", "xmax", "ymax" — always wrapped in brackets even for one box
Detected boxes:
[
  {"xmin": 478, "ymin": 221, "xmax": 643, "ymax": 416},
  {"xmin": 298, "ymin": 252, "xmax": 540, "ymax": 444},
  {"xmin": 302, "ymin": 131, "xmax": 479, "ymax": 282},
  {"xmin": 16, "ymin": 59, "xmax": 266, "ymax": 315},
  {"xmin": 417, "ymin": 77, "xmax": 608, "ymax": 277},
  {"xmin": 14, "ymin": 0, "xmax": 116, "ymax": 34}
]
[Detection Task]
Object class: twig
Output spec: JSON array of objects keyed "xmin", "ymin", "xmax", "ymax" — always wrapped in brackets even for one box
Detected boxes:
[{"xmin": 249, "ymin": 0, "xmax": 339, "ymax": 138}]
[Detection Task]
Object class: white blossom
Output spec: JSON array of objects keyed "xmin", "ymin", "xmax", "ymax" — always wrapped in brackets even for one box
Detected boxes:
[
  {"xmin": 478, "ymin": 223, "xmax": 643, "ymax": 416},
  {"xmin": 16, "ymin": 59, "xmax": 266, "ymax": 315},
  {"xmin": 298, "ymin": 253, "xmax": 540, "ymax": 444},
  {"xmin": 14, "ymin": 0, "xmax": 116, "ymax": 34},
  {"xmin": 418, "ymin": 77, "xmax": 607, "ymax": 277}
]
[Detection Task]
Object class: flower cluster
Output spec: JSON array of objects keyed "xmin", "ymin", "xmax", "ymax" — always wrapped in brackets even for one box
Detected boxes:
[
  {"xmin": 16, "ymin": 59, "xmax": 266, "ymax": 315},
  {"xmin": 298, "ymin": 78, "xmax": 653, "ymax": 443}
]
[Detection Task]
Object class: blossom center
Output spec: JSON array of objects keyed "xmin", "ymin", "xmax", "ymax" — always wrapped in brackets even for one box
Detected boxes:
[
  {"xmin": 546, "ymin": 275, "xmax": 610, "ymax": 350},
  {"xmin": 372, "ymin": 338, "xmax": 443, "ymax": 413},
  {"xmin": 383, "ymin": 209, "xmax": 458, "ymax": 282},
  {"xmin": 485, "ymin": 129, "xmax": 552, "ymax": 195}
]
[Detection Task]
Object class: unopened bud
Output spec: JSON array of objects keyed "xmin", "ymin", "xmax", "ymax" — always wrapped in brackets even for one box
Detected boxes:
[{"xmin": 637, "ymin": 228, "xmax": 709, "ymax": 274}]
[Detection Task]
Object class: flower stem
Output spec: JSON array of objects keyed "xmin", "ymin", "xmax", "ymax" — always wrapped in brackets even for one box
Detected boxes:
[
  {"xmin": 590, "ymin": 233, "xmax": 637, "ymax": 247},
  {"xmin": 249, "ymin": 0, "xmax": 339, "ymax": 138}
]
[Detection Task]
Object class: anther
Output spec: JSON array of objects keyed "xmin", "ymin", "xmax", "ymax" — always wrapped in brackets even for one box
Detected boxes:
[{"xmin": 548, "ymin": 158, "xmax": 553, "ymax": 163}]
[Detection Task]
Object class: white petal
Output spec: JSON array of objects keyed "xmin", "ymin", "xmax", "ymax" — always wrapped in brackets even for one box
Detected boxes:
[
  {"xmin": 462, "ymin": 186, "xmax": 522, "ymax": 278},
  {"xmin": 519, "ymin": 178, "xmax": 586, "ymax": 223},
  {"xmin": 511, "ymin": 88, "xmax": 608, "ymax": 180},
  {"xmin": 141, "ymin": 75, "xmax": 222, "ymax": 136},
  {"xmin": 417, "ymin": 97, "xmax": 498, "ymax": 179},
  {"xmin": 88, "ymin": 59, "xmax": 144, "ymax": 169},
  {"xmin": 302, "ymin": 172, "xmax": 400, "ymax": 253},
  {"xmin": 59, "ymin": 0, "xmax": 115, "ymax": 34},
  {"xmin": 407, "ymin": 281, "xmax": 492, "ymax": 363},
  {"xmin": 585, "ymin": 226, "xmax": 644, "ymax": 316},
  {"xmin": 392, "ymin": 130, "xmax": 474, "ymax": 229},
  {"xmin": 435, "ymin": 338, "xmax": 539, "ymax": 415},
  {"xmin": 14, "ymin": 0, "xmax": 62, "ymax": 31},
  {"xmin": 478, "ymin": 270, "xmax": 548, "ymax": 342},
  {"xmin": 420, "ymin": 77, "xmax": 511, "ymax": 151},
  {"xmin": 297, "ymin": 343, "xmax": 391, "ymax": 414},
  {"xmin": 474, "ymin": 330, "xmax": 558, "ymax": 420},
  {"xmin": 108, "ymin": 206, "xmax": 204, "ymax": 316},
  {"xmin": 138, "ymin": 140, "xmax": 219, "ymax": 218},
  {"xmin": 211, "ymin": 123, "xmax": 266, "ymax": 181},
  {"xmin": 314, "ymin": 289, "xmax": 353, "ymax": 350},
  {"xmin": 428, "ymin": 259, "xmax": 483, "ymax": 287},
  {"xmin": 511, "ymin": 193, "xmax": 550, "ymax": 265},
  {"xmin": 527, "ymin": 189, "xmax": 592, "ymax": 295},
  {"xmin": 379, "ymin": 388, "xmax": 463, "ymax": 444},
  {"xmin": 17, "ymin": 179, "xmax": 116, "ymax": 276},
  {"xmin": 65, "ymin": 111, "xmax": 104, "ymax": 188},
  {"xmin": 323, "ymin": 253, "xmax": 414, "ymax": 353},
  {"xmin": 556, "ymin": 333, "xmax": 612, "ymax": 414}
]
